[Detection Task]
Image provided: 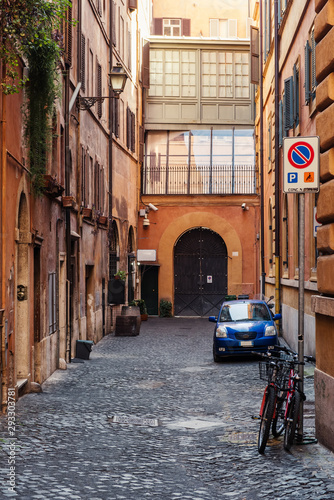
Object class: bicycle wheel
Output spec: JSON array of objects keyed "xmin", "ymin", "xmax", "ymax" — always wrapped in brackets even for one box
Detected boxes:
[
  {"xmin": 284, "ymin": 390, "xmax": 301, "ymax": 451},
  {"xmin": 258, "ymin": 386, "xmax": 276, "ymax": 454},
  {"xmin": 272, "ymin": 391, "xmax": 287, "ymax": 437}
]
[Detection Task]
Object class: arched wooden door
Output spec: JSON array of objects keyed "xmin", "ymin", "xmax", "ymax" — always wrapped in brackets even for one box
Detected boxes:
[{"xmin": 174, "ymin": 227, "xmax": 228, "ymax": 316}]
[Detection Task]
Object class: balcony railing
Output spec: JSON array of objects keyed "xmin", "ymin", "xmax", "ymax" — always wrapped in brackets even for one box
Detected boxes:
[{"xmin": 142, "ymin": 164, "xmax": 257, "ymax": 195}]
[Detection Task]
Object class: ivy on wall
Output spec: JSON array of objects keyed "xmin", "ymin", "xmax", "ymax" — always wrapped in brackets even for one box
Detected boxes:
[{"xmin": 0, "ymin": 0, "xmax": 74, "ymax": 194}]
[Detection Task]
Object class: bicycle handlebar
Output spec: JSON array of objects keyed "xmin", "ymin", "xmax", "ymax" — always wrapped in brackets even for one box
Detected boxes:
[
  {"xmin": 253, "ymin": 346, "xmax": 315, "ymax": 365},
  {"xmin": 270, "ymin": 345, "xmax": 315, "ymax": 364}
]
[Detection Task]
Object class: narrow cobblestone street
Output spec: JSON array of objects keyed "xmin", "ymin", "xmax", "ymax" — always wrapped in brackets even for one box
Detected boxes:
[{"xmin": 1, "ymin": 317, "xmax": 334, "ymax": 499}]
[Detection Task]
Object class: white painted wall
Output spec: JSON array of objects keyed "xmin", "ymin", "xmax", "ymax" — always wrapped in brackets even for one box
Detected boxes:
[{"xmin": 282, "ymin": 303, "xmax": 315, "ymax": 357}]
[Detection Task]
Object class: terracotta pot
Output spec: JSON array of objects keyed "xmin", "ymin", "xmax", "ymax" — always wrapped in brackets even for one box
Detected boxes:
[
  {"xmin": 62, "ymin": 196, "xmax": 75, "ymax": 208},
  {"xmin": 82, "ymin": 207, "xmax": 92, "ymax": 218},
  {"xmin": 98, "ymin": 215, "xmax": 108, "ymax": 225}
]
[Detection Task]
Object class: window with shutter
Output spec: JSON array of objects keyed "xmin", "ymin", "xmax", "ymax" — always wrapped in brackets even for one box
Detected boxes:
[
  {"xmin": 142, "ymin": 42, "xmax": 150, "ymax": 88},
  {"xmin": 48, "ymin": 273, "xmax": 56, "ymax": 335},
  {"xmin": 128, "ymin": 31, "xmax": 131, "ymax": 70},
  {"xmin": 279, "ymin": 100, "xmax": 283, "ymax": 147},
  {"xmin": 88, "ymin": 156, "xmax": 92, "ymax": 205},
  {"xmin": 131, "ymin": 111, "xmax": 135, "ymax": 152},
  {"xmin": 81, "ymin": 35, "xmax": 86, "ymax": 92},
  {"xmin": 228, "ymin": 19, "xmax": 237, "ymax": 38},
  {"xmin": 268, "ymin": 119, "xmax": 272, "ymax": 163},
  {"xmin": 284, "ymin": 76, "xmax": 293, "ymax": 132},
  {"xmin": 182, "ymin": 19, "xmax": 191, "ymax": 36},
  {"xmin": 304, "ymin": 40, "xmax": 311, "ymax": 104},
  {"xmin": 305, "ymin": 27, "xmax": 316, "ymax": 106},
  {"xmin": 283, "ymin": 93, "xmax": 286, "ymax": 138},
  {"xmin": 97, "ymin": 63, "xmax": 102, "ymax": 118},
  {"xmin": 139, "ymin": 125, "xmax": 144, "ymax": 163},
  {"xmin": 153, "ymin": 18, "xmax": 163, "ymax": 35},
  {"xmin": 311, "ymin": 28, "xmax": 317, "ymax": 96},
  {"xmin": 250, "ymin": 26, "xmax": 260, "ymax": 85},
  {"xmin": 65, "ymin": 6, "xmax": 72, "ymax": 65},
  {"xmin": 100, "ymin": 167, "xmax": 105, "ymax": 213},
  {"xmin": 112, "ymin": 98, "xmax": 120, "ymax": 138},
  {"xmin": 264, "ymin": 0, "xmax": 271, "ymax": 60},
  {"xmin": 112, "ymin": 2, "xmax": 116, "ymax": 46},
  {"xmin": 94, "ymin": 162, "xmax": 99, "ymax": 209},
  {"xmin": 163, "ymin": 19, "xmax": 181, "ymax": 36},
  {"xmin": 127, "ymin": 107, "xmax": 131, "ymax": 149},
  {"xmin": 82, "ymin": 147, "xmax": 86, "ymax": 204},
  {"xmin": 210, "ymin": 19, "xmax": 219, "ymax": 37},
  {"xmin": 293, "ymin": 63, "xmax": 299, "ymax": 127}
]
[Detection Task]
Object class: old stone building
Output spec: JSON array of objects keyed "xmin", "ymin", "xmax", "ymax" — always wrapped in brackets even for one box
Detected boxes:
[
  {"xmin": 138, "ymin": 0, "xmax": 259, "ymax": 317},
  {"xmin": 0, "ymin": 0, "xmax": 151, "ymax": 409},
  {"xmin": 251, "ymin": 0, "xmax": 334, "ymax": 452},
  {"xmin": 312, "ymin": 0, "xmax": 334, "ymax": 453}
]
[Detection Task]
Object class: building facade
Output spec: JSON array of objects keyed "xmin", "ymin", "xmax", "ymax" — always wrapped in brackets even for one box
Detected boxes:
[
  {"xmin": 138, "ymin": 0, "xmax": 259, "ymax": 317},
  {"xmin": 0, "ymin": 0, "xmax": 151, "ymax": 409},
  {"xmin": 251, "ymin": 0, "xmax": 319, "ymax": 353},
  {"xmin": 251, "ymin": 0, "xmax": 334, "ymax": 452},
  {"xmin": 312, "ymin": 0, "xmax": 334, "ymax": 452}
]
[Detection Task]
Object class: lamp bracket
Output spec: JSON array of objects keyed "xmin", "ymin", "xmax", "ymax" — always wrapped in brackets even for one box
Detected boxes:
[{"xmin": 76, "ymin": 95, "xmax": 120, "ymax": 111}]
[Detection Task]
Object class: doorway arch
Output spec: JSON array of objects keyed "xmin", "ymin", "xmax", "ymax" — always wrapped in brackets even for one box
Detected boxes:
[
  {"xmin": 16, "ymin": 192, "xmax": 30, "ymax": 381},
  {"xmin": 174, "ymin": 227, "xmax": 227, "ymax": 316}
]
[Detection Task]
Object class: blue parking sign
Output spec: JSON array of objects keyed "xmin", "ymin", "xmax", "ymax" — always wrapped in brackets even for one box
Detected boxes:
[{"xmin": 288, "ymin": 172, "xmax": 298, "ymax": 183}]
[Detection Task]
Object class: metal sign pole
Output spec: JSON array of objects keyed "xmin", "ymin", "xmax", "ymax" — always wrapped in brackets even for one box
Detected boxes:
[{"xmin": 298, "ymin": 192, "xmax": 305, "ymax": 439}]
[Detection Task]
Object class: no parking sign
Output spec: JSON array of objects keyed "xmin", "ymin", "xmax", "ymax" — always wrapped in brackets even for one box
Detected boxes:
[{"xmin": 283, "ymin": 137, "xmax": 319, "ymax": 193}]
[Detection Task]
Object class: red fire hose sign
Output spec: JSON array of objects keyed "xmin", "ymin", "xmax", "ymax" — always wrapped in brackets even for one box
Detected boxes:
[{"xmin": 283, "ymin": 137, "xmax": 319, "ymax": 193}]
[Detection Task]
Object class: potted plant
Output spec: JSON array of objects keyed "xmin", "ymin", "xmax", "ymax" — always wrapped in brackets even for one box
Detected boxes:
[
  {"xmin": 62, "ymin": 195, "xmax": 76, "ymax": 208},
  {"xmin": 114, "ymin": 270, "xmax": 126, "ymax": 281},
  {"xmin": 130, "ymin": 299, "xmax": 148, "ymax": 320},
  {"xmin": 159, "ymin": 299, "xmax": 172, "ymax": 317},
  {"xmin": 81, "ymin": 206, "xmax": 93, "ymax": 218},
  {"xmin": 43, "ymin": 174, "xmax": 64, "ymax": 197},
  {"xmin": 98, "ymin": 214, "xmax": 108, "ymax": 225}
]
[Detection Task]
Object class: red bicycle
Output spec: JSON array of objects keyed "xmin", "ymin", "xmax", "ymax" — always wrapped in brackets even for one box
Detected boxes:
[
  {"xmin": 256, "ymin": 351, "xmax": 286, "ymax": 454},
  {"xmin": 270, "ymin": 345, "xmax": 315, "ymax": 451}
]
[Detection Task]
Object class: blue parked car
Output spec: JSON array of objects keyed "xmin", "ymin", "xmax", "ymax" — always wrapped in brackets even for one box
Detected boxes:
[{"xmin": 209, "ymin": 299, "xmax": 281, "ymax": 362}]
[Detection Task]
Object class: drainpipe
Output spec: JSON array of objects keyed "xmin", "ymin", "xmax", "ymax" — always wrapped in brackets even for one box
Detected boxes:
[
  {"xmin": 55, "ymin": 218, "xmax": 63, "ymax": 367},
  {"xmin": 274, "ymin": 0, "xmax": 281, "ymax": 320},
  {"xmin": 1, "ymin": 60, "xmax": 7, "ymax": 411},
  {"xmin": 108, "ymin": 1, "xmax": 114, "ymax": 297},
  {"xmin": 109, "ymin": 5, "xmax": 113, "ymax": 225},
  {"xmin": 64, "ymin": 66, "xmax": 72, "ymax": 363},
  {"xmin": 259, "ymin": 0, "xmax": 265, "ymax": 298}
]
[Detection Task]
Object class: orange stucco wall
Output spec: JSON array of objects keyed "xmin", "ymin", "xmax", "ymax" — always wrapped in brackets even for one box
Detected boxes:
[{"xmin": 138, "ymin": 196, "xmax": 260, "ymax": 308}]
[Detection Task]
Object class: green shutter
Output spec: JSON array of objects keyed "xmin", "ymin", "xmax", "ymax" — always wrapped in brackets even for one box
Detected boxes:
[
  {"xmin": 293, "ymin": 64, "xmax": 297, "ymax": 124},
  {"xmin": 311, "ymin": 30, "xmax": 317, "ymax": 97},
  {"xmin": 284, "ymin": 76, "xmax": 293, "ymax": 131},
  {"xmin": 305, "ymin": 40, "xmax": 311, "ymax": 104},
  {"xmin": 279, "ymin": 100, "xmax": 283, "ymax": 146}
]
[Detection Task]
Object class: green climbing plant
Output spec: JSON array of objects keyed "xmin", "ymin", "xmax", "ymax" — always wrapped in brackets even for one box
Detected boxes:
[{"xmin": 0, "ymin": 0, "xmax": 75, "ymax": 194}]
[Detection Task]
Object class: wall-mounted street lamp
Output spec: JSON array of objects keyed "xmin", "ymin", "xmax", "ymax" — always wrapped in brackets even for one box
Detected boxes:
[{"xmin": 76, "ymin": 63, "xmax": 128, "ymax": 110}]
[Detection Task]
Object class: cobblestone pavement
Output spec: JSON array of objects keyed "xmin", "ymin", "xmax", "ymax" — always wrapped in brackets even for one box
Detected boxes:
[{"xmin": 1, "ymin": 318, "xmax": 334, "ymax": 499}]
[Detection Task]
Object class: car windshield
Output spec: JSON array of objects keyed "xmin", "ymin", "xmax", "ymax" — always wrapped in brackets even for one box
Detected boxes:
[{"xmin": 219, "ymin": 302, "xmax": 271, "ymax": 322}]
